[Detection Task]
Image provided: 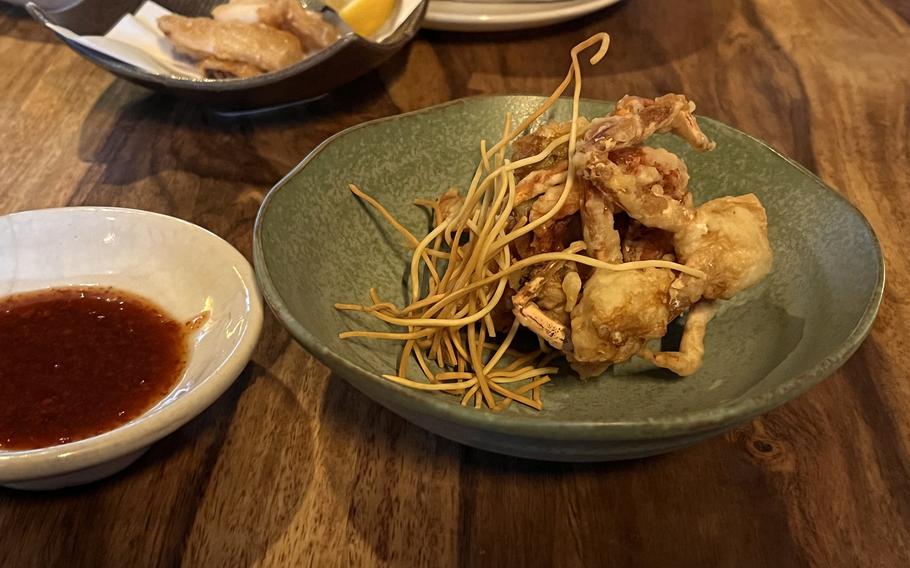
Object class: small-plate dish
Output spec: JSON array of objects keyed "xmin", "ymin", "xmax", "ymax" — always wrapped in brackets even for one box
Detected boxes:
[
  {"xmin": 0, "ymin": 207, "xmax": 263, "ymax": 489},
  {"xmin": 254, "ymin": 95, "xmax": 883, "ymax": 462},
  {"xmin": 26, "ymin": 0, "xmax": 427, "ymax": 111},
  {"xmin": 423, "ymin": 0, "xmax": 622, "ymax": 32}
]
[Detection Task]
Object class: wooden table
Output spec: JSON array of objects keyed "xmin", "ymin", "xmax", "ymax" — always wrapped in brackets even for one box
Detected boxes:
[{"xmin": 2, "ymin": 1, "xmax": 909, "ymax": 566}]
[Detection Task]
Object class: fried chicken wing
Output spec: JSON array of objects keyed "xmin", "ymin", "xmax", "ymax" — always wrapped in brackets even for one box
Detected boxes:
[
  {"xmin": 212, "ymin": 0, "xmax": 339, "ymax": 54},
  {"xmin": 211, "ymin": 0, "xmax": 285, "ymax": 27},
  {"xmin": 158, "ymin": 14, "xmax": 303, "ymax": 72},
  {"xmin": 199, "ymin": 56, "xmax": 264, "ymax": 79},
  {"xmin": 284, "ymin": 0, "xmax": 339, "ymax": 52}
]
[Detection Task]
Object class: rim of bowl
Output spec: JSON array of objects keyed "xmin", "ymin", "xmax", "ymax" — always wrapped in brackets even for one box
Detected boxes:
[
  {"xmin": 0, "ymin": 207, "xmax": 264, "ymax": 483},
  {"xmin": 426, "ymin": 0, "xmax": 621, "ymax": 29},
  {"xmin": 26, "ymin": 1, "xmax": 428, "ymax": 92},
  {"xmin": 253, "ymin": 95, "xmax": 885, "ymax": 442}
]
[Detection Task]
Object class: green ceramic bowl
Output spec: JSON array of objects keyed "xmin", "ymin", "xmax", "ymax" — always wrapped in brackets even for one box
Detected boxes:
[{"xmin": 253, "ymin": 96, "xmax": 884, "ymax": 461}]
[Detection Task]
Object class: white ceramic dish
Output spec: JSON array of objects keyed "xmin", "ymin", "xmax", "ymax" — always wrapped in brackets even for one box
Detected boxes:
[
  {"xmin": 423, "ymin": 0, "xmax": 621, "ymax": 32},
  {"xmin": 0, "ymin": 207, "xmax": 263, "ymax": 490}
]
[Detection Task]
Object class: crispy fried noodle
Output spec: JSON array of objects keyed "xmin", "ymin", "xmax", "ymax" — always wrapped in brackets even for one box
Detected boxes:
[{"xmin": 334, "ymin": 33, "xmax": 773, "ymax": 412}]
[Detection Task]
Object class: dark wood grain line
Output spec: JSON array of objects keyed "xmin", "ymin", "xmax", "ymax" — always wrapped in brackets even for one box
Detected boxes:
[
  {"xmin": 738, "ymin": 0, "xmax": 819, "ymax": 174},
  {"xmin": 841, "ymin": 344, "xmax": 910, "ymax": 528},
  {"xmin": 880, "ymin": 0, "xmax": 910, "ymax": 23},
  {"xmin": 162, "ymin": 366, "xmax": 259, "ymax": 567},
  {"xmin": 457, "ymin": 444, "xmax": 809, "ymax": 567},
  {"xmin": 868, "ymin": 0, "xmax": 910, "ymax": 24}
]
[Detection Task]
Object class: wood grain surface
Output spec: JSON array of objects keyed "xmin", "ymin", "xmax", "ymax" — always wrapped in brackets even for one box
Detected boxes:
[{"xmin": 1, "ymin": 1, "xmax": 909, "ymax": 566}]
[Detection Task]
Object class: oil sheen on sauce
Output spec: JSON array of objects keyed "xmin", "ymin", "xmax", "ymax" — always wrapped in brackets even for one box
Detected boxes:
[{"xmin": 0, "ymin": 287, "xmax": 189, "ymax": 450}]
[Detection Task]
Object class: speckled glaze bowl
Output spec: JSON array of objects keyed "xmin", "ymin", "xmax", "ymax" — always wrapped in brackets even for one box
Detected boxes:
[
  {"xmin": 26, "ymin": 0, "xmax": 427, "ymax": 111},
  {"xmin": 254, "ymin": 96, "xmax": 884, "ymax": 461}
]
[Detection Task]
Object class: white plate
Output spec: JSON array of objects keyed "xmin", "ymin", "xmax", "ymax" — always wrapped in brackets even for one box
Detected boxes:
[
  {"xmin": 0, "ymin": 207, "xmax": 263, "ymax": 490},
  {"xmin": 423, "ymin": 0, "xmax": 622, "ymax": 32}
]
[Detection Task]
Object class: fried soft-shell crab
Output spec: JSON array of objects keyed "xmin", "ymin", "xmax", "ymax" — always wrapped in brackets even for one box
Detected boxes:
[{"xmin": 434, "ymin": 94, "xmax": 773, "ymax": 378}]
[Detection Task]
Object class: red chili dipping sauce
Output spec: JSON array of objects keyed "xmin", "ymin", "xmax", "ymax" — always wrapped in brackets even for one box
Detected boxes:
[{"xmin": 0, "ymin": 287, "xmax": 189, "ymax": 450}]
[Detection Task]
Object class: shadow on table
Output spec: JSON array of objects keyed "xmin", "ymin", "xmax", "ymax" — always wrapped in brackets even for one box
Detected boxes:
[
  {"xmin": 72, "ymin": 67, "xmax": 398, "ymax": 189},
  {"xmin": 317, "ymin": 372, "xmax": 808, "ymax": 566},
  {"xmin": 317, "ymin": 373, "xmax": 657, "ymax": 563},
  {"xmin": 0, "ymin": 4, "xmax": 57, "ymax": 44},
  {"xmin": 418, "ymin": 0, "xmax": 736, "ymax": 76},
  {"xmin": 174, "ymin": 363, "xmax": 313, "ymax": 566}
]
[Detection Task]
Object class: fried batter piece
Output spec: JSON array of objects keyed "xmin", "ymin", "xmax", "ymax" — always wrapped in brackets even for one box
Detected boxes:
[
  {"xmin": 639, "ymin": 301, "xmax": 718, "ymax": 376},
  {"xmin": 525, "ymin": 169, "xmax": 585, "ymax": 254},
  {"xmin": 512, "ymin": 119, "xmax": 589, "ymax": 181},
  {"xmin": 673, "ymin": 194, "xmax": 773, "ymax": 300},
  {"xmin": 585, "ymin": 146, "xmax": 694, "ymax": 233},
  {"xmin": 569, "ymin": 266, "xmax": 676, "ymax": 378},
  {"xmin": 579, "ymin": 184, "xmax": 621, "ymax": 263},
  {"xmin": 577, "ymin": 94, "xmax": 716, "ymax": 161},
  {"xmin": 564, "ymin": 184, "xmax": 678, "ymax": 376},
  {"xmin": 436, "ymin": 187, "xmax": 464, "ymax": 222}
]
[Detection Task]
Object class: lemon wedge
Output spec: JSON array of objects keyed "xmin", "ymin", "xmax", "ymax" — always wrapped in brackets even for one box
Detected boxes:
[{"xmin": 334, "ymin": 0, "xmax": 396, "ymax": 38}]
